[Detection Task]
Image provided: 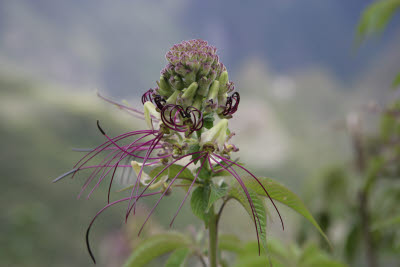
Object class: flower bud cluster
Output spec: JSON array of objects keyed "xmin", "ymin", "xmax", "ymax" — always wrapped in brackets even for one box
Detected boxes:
[{"xmin": 149, "ymin": 39, "xmax": 236, "ymax": 115}]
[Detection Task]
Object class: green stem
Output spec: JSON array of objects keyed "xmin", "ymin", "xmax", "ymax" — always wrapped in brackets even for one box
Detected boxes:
[{"xmin": 208, "ymin": 206, "xmax": 218, "ymax": 267}]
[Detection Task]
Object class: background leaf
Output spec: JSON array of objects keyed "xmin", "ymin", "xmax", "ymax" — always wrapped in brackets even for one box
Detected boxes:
[
  {"xmin": 393, "ymin": 72, "xmax": 400, "ymax": 87},
  {"xmin": 356, "ymin": 0, "xmax": 400, "ymax": 42},
  {"xmin": 164, "ymin": 247, "xmax": 190, "ymax": 267},
  {"xmin": 218, "ymin": 234, "xmax": 243, "ymax": 253},
  {"xmin": 123, "ymin": 233, "xmax": 190, "ymax": 267}
]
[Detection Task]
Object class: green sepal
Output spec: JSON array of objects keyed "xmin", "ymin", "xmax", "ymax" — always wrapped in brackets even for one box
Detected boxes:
[
  {"xmin": 167, "ymin": 90, "xmax": 180, "ymax": 104},
  {"xmin": 159, "ymin": 76, "xmax": 173, "ymax": 94},
  {"xmin": 207, "ymin": 81, "xmax": 219, "ymax": 101},
  {"xmin": 181, "ymin": 82, "xmax": 198, "ymax": 106},
  {"xmin": 198, "ymin": 76, "xmax": 211, "ymax": 96},
  {"xmin": 218, "ymin": 71, "xmax": 229, "ymax": 94}
]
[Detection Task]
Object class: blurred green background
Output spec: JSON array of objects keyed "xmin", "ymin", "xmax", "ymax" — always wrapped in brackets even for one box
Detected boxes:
[{"xmin": 0, "ymin": 0, "xmax": 399, "ymax": 266}]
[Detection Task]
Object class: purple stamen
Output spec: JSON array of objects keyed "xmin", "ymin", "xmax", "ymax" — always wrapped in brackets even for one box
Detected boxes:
[
  {"xmin": 72, "ymin": 130, "xmax": 156, "ymax": 174},
  {"xmin": 86, "ymin": 191, "xmax": 162, "ymax": 264},
  {"xmin": 222, "ymin": 92, "xmax": 240, "ymax": 116},
  {"xmin": 161, "ymin": 104, "xmax": 203, "ymax": 135},
  {"xmin": 141, "ymin": 88, "xmax": 155, "ymax": 105},
  {"xmin": 77, "ymin": 134, "xmax": 158, "ymax": 198},
  {"xmin": 97, "ymin": 92, "xmax": 146, "ymax": 120},
  {"xmin": 128, "ymin": 133, "xmax": 164, "ymax": 218}
]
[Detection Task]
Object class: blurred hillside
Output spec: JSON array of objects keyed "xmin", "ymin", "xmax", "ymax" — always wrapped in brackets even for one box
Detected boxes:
[
  {"xmin": 1, "ymin": 0, "xmax": 399, "ymax": 97},
  {"xmin": 0, "ymin": 73, "xmax": 200, "ymax": 267}
]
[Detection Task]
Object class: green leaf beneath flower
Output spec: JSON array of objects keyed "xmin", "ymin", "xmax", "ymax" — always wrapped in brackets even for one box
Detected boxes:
[
  {"xmin": 190, "ymin": 186, "xmax": 211, "ymax": 225},
  {"xmin": 207, "ymin": 182, "xmax": 228, "ymax": 211},
  {"xmin": 243, "ymin": 176, "xmax": 331, "ymax": 247},
  {"xmin": 123, "ymin": 233, "xmax": 190, "ymax": 267},
  {"xmin": 229, "ymin": 186, "xmax": 268, "ymax": 254}
]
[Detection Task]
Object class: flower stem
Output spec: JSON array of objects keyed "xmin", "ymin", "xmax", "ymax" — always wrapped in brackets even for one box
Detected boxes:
[{"xmin": 208, "ymin": 206, "xmax": 218, "ymax": 267}]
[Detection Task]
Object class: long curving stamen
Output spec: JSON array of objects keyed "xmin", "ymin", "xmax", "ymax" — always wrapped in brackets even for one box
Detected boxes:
[
  {"xmin": 78, "ymin": 135, "xmax": 158, "ymax": 199},
  {"xmin": 97, "ymin": 138, "xmax": 167, "ymax": 202},
  {"xmin": 213, "ymin": 153, "xmax": 284, "ymax": 231},
  {"xmin": 89, "ymin": 135, "xmax": 163, "ymax": 203},
  {"xmin": 77, "ymin": 132, "xmax": 164, "ymax": 200},
  {"xmin": 128, "ymin": 133, "xmax": 164, "ymax": 218},
  {"xmin": 97, "ymin": 92, "xmax": 146, "ymax": 120},
  {"xmin": 96, "ymin": 121, "xmax": 164, "ymax": 160},
  {"xmin": 72, "ymin": 130, "xmax": 156, "ymax": 176},
  {"xmin": 79, "ymin": 149, "xmax": 122, "ymax": 199},
  {"xmin": 86, "ymin": 191, "xmax": 162, "ymax": 264}
]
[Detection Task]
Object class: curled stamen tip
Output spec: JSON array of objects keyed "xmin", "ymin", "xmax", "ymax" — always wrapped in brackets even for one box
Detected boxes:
[
  {"xmin": 96, "ymin": 120, "xmax": 106, "ymax": 135},
  {"xmin": 52, "ymin": 168, "xmax": 77, "ymax": 183}
]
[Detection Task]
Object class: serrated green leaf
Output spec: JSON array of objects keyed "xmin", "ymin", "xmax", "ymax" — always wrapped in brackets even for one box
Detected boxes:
[
  {"xmin": 243, "ymin": 177, "xmax": 330, "ymax": 247},
  {"xmin": 356, "ymin": 0, "xmax": 400, "ymax": 42},
  {"xmin": 165, "ymin": 247, "xmax": 190, "ymax": 267},
  {"xmin": 149, "ymin": 164, "xmax": 194, "ymax": 180},
  {"xmin": 218, "ymin": 234, "xmax": 243, "ymax": 253},
  {"xmin": 207, "ymin": 182, "xmax": 228, "ymax": 211},
  {"xmin": 229, "ymin": 186, "xmax": 268, "ymax": 253},
  {"xmin": 123, "ymin": 233, "xmax": 190, "ymax": 267},
  {"xmin": 190, "ymin": 186, "xmax": 211, "ymax": 224}
]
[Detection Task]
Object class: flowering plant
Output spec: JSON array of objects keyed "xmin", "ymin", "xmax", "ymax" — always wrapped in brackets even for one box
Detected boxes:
[{"xmin": 54, "ymin": 39, "xmax": 327, "ymax": 266}]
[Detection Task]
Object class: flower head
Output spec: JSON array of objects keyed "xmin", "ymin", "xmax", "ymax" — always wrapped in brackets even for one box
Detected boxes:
[{"xmin": 54, "ymin": 39, "xmax": 282, "ymax": 263}]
